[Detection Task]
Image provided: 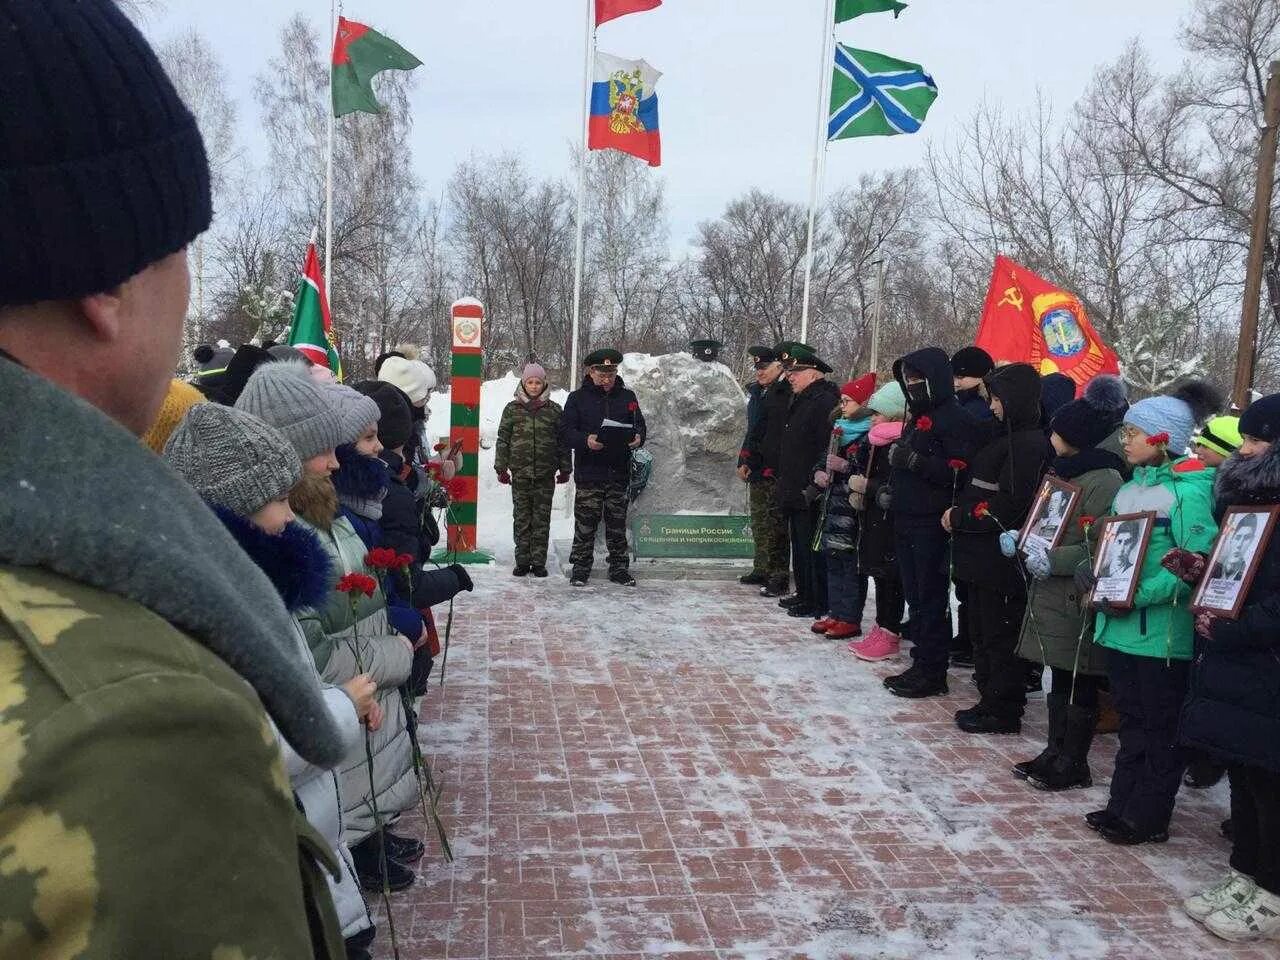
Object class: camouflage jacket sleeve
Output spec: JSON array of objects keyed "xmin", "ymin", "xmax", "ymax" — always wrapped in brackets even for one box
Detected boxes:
[
  {"xmin": 0, "ymin": 578, "xmax": 343, "ymax": 959},
  {"xmin": 494, "ymin": 402, "xmax": 516, "ymax": 475}
]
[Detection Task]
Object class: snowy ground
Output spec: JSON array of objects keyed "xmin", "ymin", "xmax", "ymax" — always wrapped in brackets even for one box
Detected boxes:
[{"xmin": 374, "ymin": 568, "xmax": 1267, "ymax": 960}]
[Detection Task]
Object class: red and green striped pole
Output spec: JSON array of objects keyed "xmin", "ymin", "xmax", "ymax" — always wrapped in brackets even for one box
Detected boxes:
[{"xmin": 447, "ymin": 298, "xmax": 484, "ymax": 556}]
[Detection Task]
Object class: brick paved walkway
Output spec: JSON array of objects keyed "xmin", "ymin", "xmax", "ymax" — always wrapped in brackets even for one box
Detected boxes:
[{"xmin": 372, "ymin": 572, "xmax": 1270, "ymax": 959}]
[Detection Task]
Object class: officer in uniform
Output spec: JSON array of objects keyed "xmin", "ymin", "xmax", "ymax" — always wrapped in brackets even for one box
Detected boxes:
[
  {"xmin": 558, "ymin": 349, "xmax": 648, "ymax": 586},
  {"xmin": 738, "ymin": 345, "xmax": 791, "ymax": 593}
]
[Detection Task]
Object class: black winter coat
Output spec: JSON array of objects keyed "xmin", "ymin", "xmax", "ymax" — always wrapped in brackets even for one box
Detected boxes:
[
  {"xmin": 378, "ymin": 450, "xmax": 459, "ymax": 610},
  {"xmin": 1181, "ymin": 444, "xmax": 1280, "ymax": 773},
  {"xmin": 854, "ymin": 434, "xmax": 898, "ymax": 577},
  {"xmin": 956, "ymin": 385, "xmax": 993, "ymax": 424},
  {"xmin": 889, "ymin": 347, "xmax": 981, "ymax": 519},
  {"xmin": 775, "ymin": 377, "xmax": 842, "ymax": 514},
  {"xmin": 744, "ymin": 376, "xmax": 792, "ymax": 479},
  {"xmin": 738, "ymin": 381, "xmax": 766, "ymax": 480},
  {"xmin": 951, "ymin": 364, "xmax": 1049, "ymax": 595},
  {"xmin": 558, "ymin": 376, "xmax": 648, "ymax": 485}
]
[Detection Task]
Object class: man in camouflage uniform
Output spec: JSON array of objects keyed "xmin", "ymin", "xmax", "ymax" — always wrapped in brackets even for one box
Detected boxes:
[
  {"xmin": 0, "ymin": 2, "xmax": 346, "ymax": 956},
  {"xmin": 495, "ymin": 362, "xmax": 573, "ymax": 576},
  {"xmin": 559, "ymin": 349, "xmax": 648, "ymax": 586},
  {"xmin": 737, "ymin": 345, "xmax": 792, "ymax": 592}
]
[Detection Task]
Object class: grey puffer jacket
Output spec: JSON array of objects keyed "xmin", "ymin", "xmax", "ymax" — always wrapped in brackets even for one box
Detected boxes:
[{"xmin": 298, "ymin": 516, "xmax": 417, "ymax": 843}]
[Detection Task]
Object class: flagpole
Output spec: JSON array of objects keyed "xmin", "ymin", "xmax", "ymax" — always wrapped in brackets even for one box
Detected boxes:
[
  {"xmin": 799, "ymin": 0, "xmax": 837, "ymax": 344},
  {"xmin": 325, "ymin": 0, "xmax": 338, "ymax": 306},
  {"xmin": 569, "ymin": 0, "xmax": 594, "ymax": 379}
]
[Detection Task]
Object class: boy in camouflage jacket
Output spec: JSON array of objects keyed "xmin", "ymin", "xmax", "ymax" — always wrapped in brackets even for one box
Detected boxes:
[{"xmin": 495, "ymin": 363, "xmax": 573, "ymax": 576}]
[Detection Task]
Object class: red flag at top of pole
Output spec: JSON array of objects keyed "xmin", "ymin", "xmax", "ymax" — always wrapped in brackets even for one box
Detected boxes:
[
  {"xmin": 596, "ymin": 0, "xmax": 662, "ymax": 26},
  {"xmin": 975, "ymin": 255, "xmax": 1119, "ymax": 395}
]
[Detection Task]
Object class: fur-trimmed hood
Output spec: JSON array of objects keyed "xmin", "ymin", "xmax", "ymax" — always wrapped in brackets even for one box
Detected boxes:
[
  {"xmin": 290, "ymin": 472, "xmax": 340, "ymax": 531},
  {"xmin": 0, "ymin": 358, "xmax": 346, "ymax": 767},
  {"xmin": 212, "ymin": 507, "xmax": 334, "ymax": 613},
  {"xmin": 1215, "ymin": 442, "xmax": 1280, "ymax": 509}
]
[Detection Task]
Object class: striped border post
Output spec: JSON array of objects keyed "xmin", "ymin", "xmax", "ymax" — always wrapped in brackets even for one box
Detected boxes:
[{"xmin": 448, "ymin": 298, "xmax": 484, "ymax": 553}]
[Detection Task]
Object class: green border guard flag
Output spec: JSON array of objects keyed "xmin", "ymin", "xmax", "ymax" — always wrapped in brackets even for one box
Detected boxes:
[
  {"xmin": 332, "ymin": 16, "xmax": 421, "ymax": 118},
  {"xmin": 828, "ymin": 44, "xmax": 937, "ymax": 140},
  {"xmin": 835, "ymin": 0, "xmax": 907, "ymax": 22}
]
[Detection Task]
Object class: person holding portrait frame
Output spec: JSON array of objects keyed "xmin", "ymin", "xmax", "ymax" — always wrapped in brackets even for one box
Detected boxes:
[
  {"xmin": 1074, "ymin": 380, "xmax": 1223, "ymax": 847},
  {"xmin": 1179, "ymin": 394, "xmax": 1280, "ymax": 943},
  {"xmin": 1013, "ymin": 389, "xmax": 1126, "ymax": 791}
]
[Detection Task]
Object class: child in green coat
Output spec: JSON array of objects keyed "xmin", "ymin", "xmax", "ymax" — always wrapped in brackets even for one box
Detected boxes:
[
  {"xmin": 495, "ymin": 363, "xmax": 572, "ymax": 577},
  {"xmin": 1082, "ymin": 381, "xmax": 1222, "ymax": 846}
]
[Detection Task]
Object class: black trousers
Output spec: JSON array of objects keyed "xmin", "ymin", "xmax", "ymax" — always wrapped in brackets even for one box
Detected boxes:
[
  {"xmin": 872, "ymin": 572, "xmax": 905, "ymax": 633},
  {"xmin": 788, "ymin": 504, "xmax": 827, "ymax": 611},
  {"xmin": 1229, "ymin": 764, "xmax": 1280, "ymax": 895},
  {"xmin": 894, "ymin": 516, "xmax": 951, "ymax": 677},
  {"xmin": 968, "ymin": 584, "xmax": 1029, "ymax": 720},
  {"xmin": 1049, "ymin": 667, "xmax": 1102, "ymax": 709},
  {"xmin": 1105, "ymin": 648, "xmax": 1190, "ymax": 834}
]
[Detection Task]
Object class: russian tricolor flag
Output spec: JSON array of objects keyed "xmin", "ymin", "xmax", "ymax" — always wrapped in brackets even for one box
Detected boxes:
[{"xmin": 588, "ymin": 51, "xmax": 662, "ymax": 167}]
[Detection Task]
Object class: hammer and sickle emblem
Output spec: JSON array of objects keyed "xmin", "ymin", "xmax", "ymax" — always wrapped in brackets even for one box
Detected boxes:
[{"xmin": 998, "ymin": 286, "xmax": 1024, "ymax": 311}]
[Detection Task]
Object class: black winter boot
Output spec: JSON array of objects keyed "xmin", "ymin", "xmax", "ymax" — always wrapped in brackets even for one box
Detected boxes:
[
  {"xmin": 350, "ymin": 834, "xmax": 415, "ymax": 893},
  {"xmin": 1030, "ymin": 705, "xmax": 1096, "ymax": 791},
  {"xmin": 512, "ymin": 565, "xmax": 530, "ymax": 577},
  {"xmin": 778, "ymin": 593, "xmax": 807, "ymax": 609},
  {"xmin": 1013, "ymin": 687, "xmax": 1066, "ymax": 780},
  {"xmin": 760, "ymin": 577, "xmax": 789, "ymax": 597},
  {"xmin": 739, "ymin": 571, "xmax": 768, "ymax": 585}
]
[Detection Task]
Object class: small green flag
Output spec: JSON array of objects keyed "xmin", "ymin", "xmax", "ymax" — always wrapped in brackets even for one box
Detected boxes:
[
  {"xmin": 834, "ymin": 0, "xmax": 907, "ymax": 22},
  {"xmin": 331, "ymin": 16, "xmax": 421, "ymax": 118},
  {"xmin": 828, "ymin": 44, "xmax": 937, "ymax": 140}
]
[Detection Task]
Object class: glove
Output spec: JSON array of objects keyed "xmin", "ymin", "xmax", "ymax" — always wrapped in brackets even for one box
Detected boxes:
[
  {"xmin": 1195, "ymin": 610, "xmax": 1216, "ymax": 639},
  {"xmin": 876, "ymin": 484, "xmax": 893, "ymax": 512},
  {"xmin": 1073, "ymin": 565, "xmax": 1097, "ymax": 597},
  {"xmin": 1161, "ymin": 548, "xmax": 1208, "ymax": 585},
  {"xmin": 814, "ymin": 471, "xmax": 831, "ymax": 489},
  {"xmin": 999, "ymin": 530, "xmax": 1018, "ymax": 558},
  {"xmin": 1023, "ymin": 542, "xmax": 1051, "ymax": 581},
  {"xmin": 826, "ymin": 453, "xmax": 849, "ymax": 473},
  {"xmin": 497, "ymin": 469, "xmax": 511, "ymax": 485},
  {"xmin": 887, "ymin": 442, "xmax": 917, "ymax": 471},
  {"xmin": 448, "ymin": 563, "xmax": 474, "ymax": 593},
  {"xmin": 556, "ymin": 471, "xmax": 571, "ymax": 484}
]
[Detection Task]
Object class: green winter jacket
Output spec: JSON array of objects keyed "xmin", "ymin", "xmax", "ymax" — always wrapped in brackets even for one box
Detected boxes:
[
  {"xmin": 1093, "ymin": 457, "xmax": 1219, "ymax": 661},
  {"xmin": 1016, "ymin": 461, "xmax": 1125, "ymax": 675},
  {"xmin": 495, "ymin": 389, "xmax": 572, "ymax": 482}
]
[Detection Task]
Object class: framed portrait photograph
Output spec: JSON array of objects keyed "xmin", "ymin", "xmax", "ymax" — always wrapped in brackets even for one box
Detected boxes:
[
  {"xmin": 1089, "ymin": 512, "xmax": 1156, "ymax": 609},
  {"xmin": 1019, "ymin": 477, "xmax": 1083, "ymax": 553},
  {"xmin": 1191, "ymin": 505, "xmax": 1280, "ymax": 618}
]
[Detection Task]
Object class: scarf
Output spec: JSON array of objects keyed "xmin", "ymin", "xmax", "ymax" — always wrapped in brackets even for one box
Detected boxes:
[
  {"xmin": 1050, "ymin": 446, "xmax": 1126, "ymax": 482},
  {"xmin": 333, "ymin": 443, "xmax": 390, "ymax": 520},
  {"xmin": 212, "ymin": 506, "xmax": 333, "ymax": 612},
  {"xmin": 516, "ymin": 382, "xmax": 549, "ymax": 410},
  {"xmin": 834, "ymin": 416, "xmax": 872, "ymax": 449}
]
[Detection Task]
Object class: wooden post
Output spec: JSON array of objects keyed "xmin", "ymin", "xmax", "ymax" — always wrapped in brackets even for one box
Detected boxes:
[
  {"xmin": 1234, "ymin": 60, "xmax": 1280, "ymax": 409},
  {"xmin": 448, "ymin": 298, "xmax": 484, "ymax": 554}
]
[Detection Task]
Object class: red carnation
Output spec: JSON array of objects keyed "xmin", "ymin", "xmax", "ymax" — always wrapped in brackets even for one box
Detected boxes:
[
  {"xmin": 628, "ymin": 401, "xmax": 639, "ymax": 412},
  {"xmin": 948, "ymin": 459, "xmax": 968, "ymax": 471},
  {"xmin": 433, "ymin": 441, "xmax": 449, "ymax": 453},
  {"xmin": 446, "ymin": 477, "xmax": 467, "ymax": 500},
  {"xmin": 363, "ymin": 547, "xmax": 399, "ymax": 570},
  {"xmin": 395, "ymin": 553, "xmax": 414, "ymax": 569},
  {"xmin": 762, "ymin": 467, "xmax": 775, "ymax": 479},
  {"xmin": 973, "ymin": 501, "xmax": 991, "ymax": 519},
  {"xmin": 1078, "ymin": 515, "xmax": 1096, "ymax": 532},
  {"xmin": 916, "ymin": 415, "xmax": 933, "ymax": 432},
  {"xmin": 1146, "ymin": 431, "xmax": 1171, "ymax": 446},
  {"xmin": 336, "ymin": 573, "xmax": 377, "ymax": 597},
  {"xmin": 832, "ymin": 427, "xmax": 843, "ymax": 437}
]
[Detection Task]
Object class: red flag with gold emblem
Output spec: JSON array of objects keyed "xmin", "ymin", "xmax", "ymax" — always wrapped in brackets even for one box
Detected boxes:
[{"xmin": 975, "ymin": 255, "xmax": 1119, "ymax": 395}]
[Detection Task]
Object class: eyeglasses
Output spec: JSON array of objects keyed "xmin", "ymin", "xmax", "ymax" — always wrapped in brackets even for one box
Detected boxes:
[{"xmin": 1119, "ymin": 426, "xmax": 1141, "ymax": 442}]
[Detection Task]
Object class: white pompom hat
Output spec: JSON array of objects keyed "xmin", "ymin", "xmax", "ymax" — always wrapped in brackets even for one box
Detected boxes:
[{"xmin": 378, "ymin": 356, "xmax": 436, "ymax": 406}]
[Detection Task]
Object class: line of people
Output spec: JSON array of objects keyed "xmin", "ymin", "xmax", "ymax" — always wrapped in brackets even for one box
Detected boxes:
[{"xmin": 738, "ymin": 341, "xmax": 1280, "ymax": 944}]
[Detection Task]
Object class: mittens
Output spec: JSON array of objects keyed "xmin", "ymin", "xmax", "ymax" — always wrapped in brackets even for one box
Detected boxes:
[
  {"xmin": 826, "ymin": 453, "xmax": 848, "ymax": 473},
  {"xmin": 999, "ymin": 530, "xmax": 1018, "ymax": 558},
  {"xmin": 1023, "ymin": 543, "xmax": 1051, "ymax": 581},
  {"xmin": 497, "ymin": 469, "xmax": 511, "ymax": 485},
  {"xmin": 556, "ymin": 471, "xmax": 571, "ymax": 484},
  {"xmin": 1073, "ymin": 565, "xmax": 1096, "ymax": 597},
  {"xmin": 1160, "ymin": 548, "xmax": 1208, "ymax": 585},
  {"xmin": 887, "ymin": 443, "xmax": 917, "ymax": 471},
  {"xmin": 814, "ymin": 471, "xmax": 831, "ymax": 490}
]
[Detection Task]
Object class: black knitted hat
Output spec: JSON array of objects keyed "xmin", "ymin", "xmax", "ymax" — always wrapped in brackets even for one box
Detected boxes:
[
  {"xmin": 0, "ymin": 0, "xmax": 212, "ymax": 306},
  {"xmin": 1051, "ymin": 398, "xmax": 1116, "ymax": 450},
  {"xmin": 352, "ymin": 380, "xmax": 414, "ymax": 450},
  {"xmin": 950, "ymin": 346, "xmax": 994, "ymax": 379},
  {"xmin": 1240, "ymin": 393, "xmax": 1280, "ymax": 443}
]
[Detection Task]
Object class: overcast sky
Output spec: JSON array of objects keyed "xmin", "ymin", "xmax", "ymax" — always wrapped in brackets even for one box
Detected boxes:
[{"xmin": 144, "ymin": 1, "xmax": 1191, "ymax": 246}]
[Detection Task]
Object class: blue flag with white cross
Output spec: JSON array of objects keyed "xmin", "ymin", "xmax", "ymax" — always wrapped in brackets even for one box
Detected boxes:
[{"xmin": 828, "ymin": 43, "xmax": 938, "ymax": 140}]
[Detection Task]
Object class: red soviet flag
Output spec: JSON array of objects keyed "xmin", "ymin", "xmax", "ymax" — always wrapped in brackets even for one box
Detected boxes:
[
  {"xmin": 596, "ymin": 0, "xmax": 662, "ymax": 25},
  {"xmin": 975, "ymin": 255, "xmax": 1120, "ymax": 395}
]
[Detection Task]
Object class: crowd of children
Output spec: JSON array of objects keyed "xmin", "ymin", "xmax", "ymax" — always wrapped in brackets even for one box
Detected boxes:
[{"xmin": 754, "ymin": 342, "xmax": 1280, "ymax": 944}]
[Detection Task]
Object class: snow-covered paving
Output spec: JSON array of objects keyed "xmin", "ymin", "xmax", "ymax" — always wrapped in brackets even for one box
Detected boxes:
[{"xmin": 374, "ymin": 569, "xmax": 1270, "ymax": 959}]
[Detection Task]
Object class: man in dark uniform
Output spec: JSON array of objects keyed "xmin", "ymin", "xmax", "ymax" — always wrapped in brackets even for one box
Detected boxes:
[
  {"xmin": 559, "ymin": 349, "xmax": 648, "ymax": 586},
  {"xmin": 737, "ymin": 345, "xmax": 790, "ymax": 590},
  {"xmin": 774, "ymin": 343, "xmax": 841, "ymax": 618}
]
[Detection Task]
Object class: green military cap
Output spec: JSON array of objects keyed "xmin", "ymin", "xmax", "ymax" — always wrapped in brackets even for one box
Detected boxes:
[
  {"xmin": 774, "ymin": 341, "xmax": 799, "ymax": 368},
  {"xmin": 584, "ymin": 348, "xmax": 623, "ymax": 369},
  {"xmin": 689, "ymin": 339, "xmax": 723, "ymax": 362},
  {"xmin": 747, "ymin": 344, "xmax": 777, "ymax": 364},
  {"xmin": 785, "ymin": 341, "xmax": 833, "ymax": 374}
]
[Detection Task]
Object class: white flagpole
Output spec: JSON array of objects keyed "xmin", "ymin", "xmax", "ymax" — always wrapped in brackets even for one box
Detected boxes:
[
  {"xmin": 325, "ymin": 0, "xmax": 338, "ymax": 306},
  {"xmin": 799, "ymin": 0, "xmax": 837, "ymax": 344},
  {"xmin": 869, "ymin": 256, "xmax": 886, "ymax": 374},
  {"xmin": 569, "ymin": 0, "xmax": 594, "ymax": 379}
]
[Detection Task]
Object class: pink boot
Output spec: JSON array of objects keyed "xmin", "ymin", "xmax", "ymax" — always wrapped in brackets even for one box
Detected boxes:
[{"xmin": 852, "ymin": 626, "xmax": 901, "ymax": 661}]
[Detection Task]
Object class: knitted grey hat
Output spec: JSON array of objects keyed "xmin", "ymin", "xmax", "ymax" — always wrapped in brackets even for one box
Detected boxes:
[
  {"xmin": 322, "ymin": 383, "xmax": 381, "ymax": 444},
  {"xmin": 235, "ymin": 360, "xmax": 346, "ymax": 460},
  {"xmin": 164, "ymin": 404, "xmax": 301, "ymax": 517}
]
